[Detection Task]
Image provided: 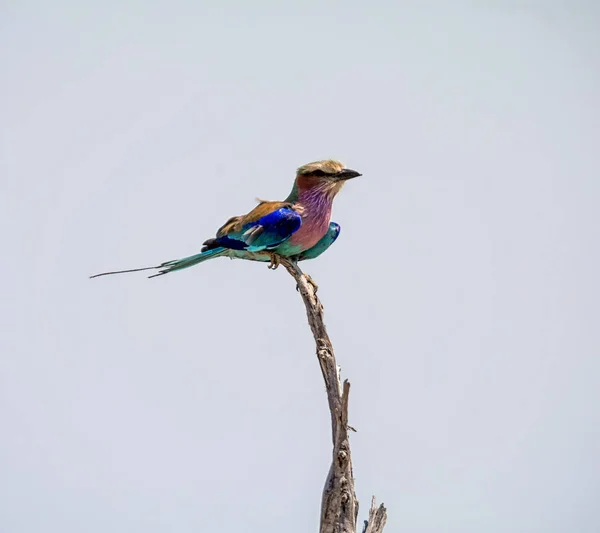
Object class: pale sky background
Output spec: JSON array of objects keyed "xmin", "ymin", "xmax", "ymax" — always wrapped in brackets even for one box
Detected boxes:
[{"xmin": 1, "ymin": 2, "xmax": 599, "ymax": 532}]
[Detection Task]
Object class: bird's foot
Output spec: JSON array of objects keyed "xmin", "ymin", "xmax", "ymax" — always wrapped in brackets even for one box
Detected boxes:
[{"xmin": 267, "ymin": 253, "xmax": 281, "ymax": 270}]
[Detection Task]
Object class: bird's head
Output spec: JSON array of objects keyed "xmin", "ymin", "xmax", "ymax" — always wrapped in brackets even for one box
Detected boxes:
[{"xmin": 294, "ymin": 159, "xmax": 361, "ymax": 198}]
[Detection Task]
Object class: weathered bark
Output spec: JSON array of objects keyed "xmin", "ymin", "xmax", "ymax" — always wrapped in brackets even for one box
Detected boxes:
[
  {"xmin": 280, "ymin": 258, "xmax": 387, "ymax": 533},
  {"xmin": 362, "ymin": 497, "xmax": 388, "ymax": 533}
]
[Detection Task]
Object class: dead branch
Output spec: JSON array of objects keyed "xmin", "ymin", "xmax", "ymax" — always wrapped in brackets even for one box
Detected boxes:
[{"xmin": 280, "ymin": 258, "xmax": 387, "ymax": 533}]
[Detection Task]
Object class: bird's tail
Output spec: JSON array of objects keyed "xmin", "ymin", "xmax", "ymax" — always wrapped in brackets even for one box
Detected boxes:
[{"xmin": 89, "ymin": 247, "xmax": 227, "ymax": 279}]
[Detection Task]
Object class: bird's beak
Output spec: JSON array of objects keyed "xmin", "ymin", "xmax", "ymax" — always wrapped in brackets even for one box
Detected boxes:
[{"xmin": 336, "ymin": 168, "xmax": 362, "ymax": 180}]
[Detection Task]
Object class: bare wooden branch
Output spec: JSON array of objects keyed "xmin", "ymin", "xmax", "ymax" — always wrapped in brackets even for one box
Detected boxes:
[
  {"xmin": 280, "ymin": 258, "xmax": 387, "ymax": 533},
  {"xmin": 362, "ymin": 497, "xmax": 388, "ymax": 533}
]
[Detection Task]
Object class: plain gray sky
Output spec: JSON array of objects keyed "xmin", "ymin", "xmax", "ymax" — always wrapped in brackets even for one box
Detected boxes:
[{"xmin": 2, "ymin": 2, "xmax": 599, "ymax": 532}]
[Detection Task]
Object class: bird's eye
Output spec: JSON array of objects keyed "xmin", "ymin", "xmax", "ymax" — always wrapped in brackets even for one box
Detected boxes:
[{"xmin": 309, "ymin": 169, "xmax": 327, "ymax": 177}]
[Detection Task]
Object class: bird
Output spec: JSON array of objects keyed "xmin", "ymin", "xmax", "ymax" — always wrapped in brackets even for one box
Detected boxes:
[{"xmin": 90, "ymin": 159, "xmax": 361, "ymax": 279}]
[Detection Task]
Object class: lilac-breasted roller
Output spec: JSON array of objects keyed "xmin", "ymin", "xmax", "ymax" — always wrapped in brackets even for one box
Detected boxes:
[{"xmin": 90, "ymin": 159, "xmax": 360, "ymax": 279}]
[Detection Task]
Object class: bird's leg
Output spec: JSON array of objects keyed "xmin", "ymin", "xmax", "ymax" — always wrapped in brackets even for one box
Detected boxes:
[{"xmin": 267, "ymin": 252, "xmax": 281, "ymax": 270}]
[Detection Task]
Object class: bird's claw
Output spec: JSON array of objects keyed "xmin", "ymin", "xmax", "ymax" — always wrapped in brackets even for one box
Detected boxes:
[{"xmin": 267, "ymin": 253, "xmax": 281, "ymax": 270}]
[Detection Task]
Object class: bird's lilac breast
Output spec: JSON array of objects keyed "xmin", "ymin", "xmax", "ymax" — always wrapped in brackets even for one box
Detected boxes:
[
  {"xmin": 287, "ymin": 193, "xmax": 333, "ymax": 251},
  {"xmin": 288, "ymin": 216, "xmax": 330, "ymax": 250}
]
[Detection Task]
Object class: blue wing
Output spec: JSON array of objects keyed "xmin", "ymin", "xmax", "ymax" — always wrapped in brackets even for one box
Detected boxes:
[{"xmin": 203, "ymin": 202, "xmax": 302, "ymax": 252}]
